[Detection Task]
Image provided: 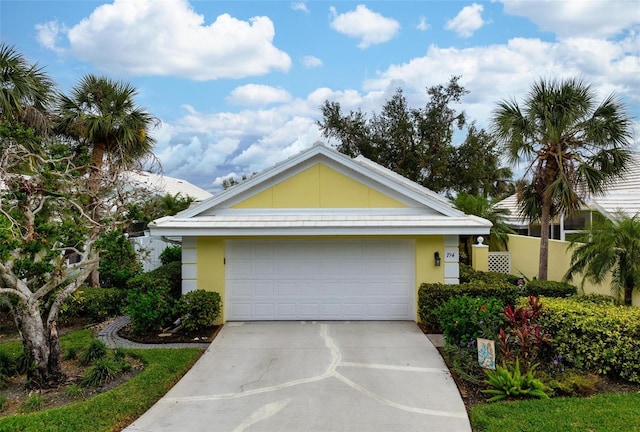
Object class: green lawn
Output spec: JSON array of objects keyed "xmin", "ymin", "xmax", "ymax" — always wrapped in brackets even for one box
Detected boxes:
[
  {"xmin": 0, "ymin": 333, "xmax": 201, "ymax": 432},
  {"xmin": 471, "ymin": 392, "xmax": 640, "ymax": 431}
]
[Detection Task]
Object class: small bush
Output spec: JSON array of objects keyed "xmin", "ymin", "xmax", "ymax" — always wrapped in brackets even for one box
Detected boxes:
[
  {"xmin": 434, "ymin": 296, "xmax": 504, "ymax": 347},
  {"xmin": 0, "ymin": 350, "xmax": 16, "ymax": 380},
  {"xmin": 482, "ymin": 359, "xmax": 549, "ymax": 402},
  {"xmin": 159, "ymin": 245, "xmax": 182, "ymax": 265},
  {"xmin": 81, "ymin": 358, "xmax": 120, "ymax": 387},
  {"xmin": 80, "ymin": 340, "xmax": 107, "ymax": 366},
  {"xmin": 63, "ymin": 347, "xmax": 77, "ymax": 361},
  {"xmin": 96, "ymin": 230, "xmax": 143, "ymax": 288},
  {"xmin": 60, "ymin": 288, "xmax": 128, "ymax": 323},
  {"xmin": 177, "ymin": 290, "xmax": 222, "ymax": 332},
  {"xmin": 541, "ymin": 370, "xmax": 600, "ymax": 397},
  {"xmin": 127, "ymin": 274, "xmax": 177, "ymax": 334},
  {"xmin": 130, "ymin": 261, "xmax": 182, "ymax": 299},
  {"xmin": 64, "ymin": 383, "xmax": 84, "ymax": 398},
  {"xmin": 538, "ymin": 298, "xmax": 640, "ymax": 383},
  {"xmin": 0, "ymin": 393, "xmax": 6, "ymax": 411},
  {"xmin": 418, "ymin": 282, "xmax": 520, "ymax": 330},
  {"xmin": 21, "ymin": 392, "xmax": 44, "ymax": 412},
  {"xmin": 524, "ymin": 279, "xmax": 577, "ymax": 298}
]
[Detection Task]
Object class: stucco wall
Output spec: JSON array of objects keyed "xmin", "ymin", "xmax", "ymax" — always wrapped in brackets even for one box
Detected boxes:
[{"xmin": 507, "ymin": 234, "xmax": 639, "ymax": 305}]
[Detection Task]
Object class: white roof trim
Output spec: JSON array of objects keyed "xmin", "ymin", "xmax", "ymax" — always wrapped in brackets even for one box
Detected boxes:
[{"xmin": 150, "ymin": 214, "xmax": 491, "ymax": 237}]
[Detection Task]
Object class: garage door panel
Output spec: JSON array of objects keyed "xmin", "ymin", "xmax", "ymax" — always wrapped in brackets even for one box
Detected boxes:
[{"xmin": 226, "ymin": 239, "xmax": 415, "ymax": 320}]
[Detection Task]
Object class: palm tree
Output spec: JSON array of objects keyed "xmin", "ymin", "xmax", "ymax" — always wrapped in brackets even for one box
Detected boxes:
[
  {"xmin": 453, "ymin": 192, "xmax": 515, "ymax": 263},
  {"xmin": 55, "ymin": 74, "xmax": 158, "ymax": 177},
  {"xmin": 492, "ymin": 78, "xmax": 633, "ymax": 280},
  {"xmin": 0, "ymin": 43, "xmax": 54, "ymax": 132},
  {"xmin": 55, "ymin": 74, "xmax": 158, "ymax": 285},
  {"xmin": 565, "ymin": 212, "xmax": 640, "ymax": 305}
]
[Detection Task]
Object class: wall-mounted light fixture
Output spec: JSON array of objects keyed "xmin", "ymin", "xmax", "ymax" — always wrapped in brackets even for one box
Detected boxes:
[{"xmin": 434, "ymin": 251, "xmax": 441, "ymax": 266}]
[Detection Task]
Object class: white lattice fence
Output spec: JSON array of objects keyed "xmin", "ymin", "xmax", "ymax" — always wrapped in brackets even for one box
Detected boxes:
[{"xmin": 488, "ymin": 252, "xmax": 511, "ymax": 274}]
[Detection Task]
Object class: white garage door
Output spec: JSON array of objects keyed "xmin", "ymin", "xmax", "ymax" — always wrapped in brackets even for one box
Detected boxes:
[{"xmin": 225, "ymin": 239, "xmax": 415, "ymax": 321}]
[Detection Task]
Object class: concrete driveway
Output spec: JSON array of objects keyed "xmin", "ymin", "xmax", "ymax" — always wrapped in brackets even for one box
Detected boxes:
[{"xmin": 124, "ymin": 321, "xmax": 471, "ymax": 432}]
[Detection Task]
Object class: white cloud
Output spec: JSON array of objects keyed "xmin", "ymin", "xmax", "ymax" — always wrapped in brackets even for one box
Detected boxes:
[
  {"xmin": 417, "ymin": 16, "xmax": 430, "ymax": 31},
  {"xmin": 291, "ymin": 2, "xmax": 309, "ymax": 13},
  {"xmin": 302, "ymin": 55, "xmax": 323, "ymax": 68},
  {"xmin": 35, "ymin": 20, "xmax": 67, "ymax": 53},
  {"xmin": 500, "ymin": 0, "xmax": 640, "ymax": 39},
  {"xmin": 362, "ymin": 34, "xmax": 640, "ymax": 129},
  {"xmin": 44, "ymin": 0, "xmax": 291, "ymax": 80},
  {"xmin": 329, "ymin": 5, "xmax": 400, "ymax": 49},
  {"xmin": 445, "ymin": 3, "xmax": 485, "ymax": 38},
  {"xmin": 227, "ymin": 84, "xmax": 292, "ymax": 106}
]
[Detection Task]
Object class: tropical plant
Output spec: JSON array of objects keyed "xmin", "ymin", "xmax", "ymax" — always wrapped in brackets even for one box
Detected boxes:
[
  {"xmin": 482, "ymin": 359, "xmax": 549, "ymax": 402},
  {"xmin": 565, "ymin": 212, "xmax": 640, "ymax": 305},
  {"xmin": 453, "ymin": 192, "xmax": 515, "ymax": 254},
  {"xmin": 492, "ymin": 78, "xmax": 634, "ymax": 280},
  {"xmin": 96, "ymin": 230, "xmax": 142, "ymax": 288},
  {"xmin": 55, "ymin": 74, "xmax": 158, "ymax": 286},
  {"xmin": 0, "ymin": 43, "xmax": 54, "ymax": 132},
  {"xmin": 0, "ymin": 48, "xmax": 157, "ymax": 388}
]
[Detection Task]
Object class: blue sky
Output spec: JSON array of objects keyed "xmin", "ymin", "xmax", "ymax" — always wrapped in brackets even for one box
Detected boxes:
[{"xmin": 2, "ymin": 0, "xmax": 639, "ymax": 192}]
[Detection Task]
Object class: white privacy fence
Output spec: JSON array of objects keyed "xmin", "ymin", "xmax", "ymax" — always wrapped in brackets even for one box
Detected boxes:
[{"xmin": 130, "ymin": 235, "xmax": 173, "ymax": 272}]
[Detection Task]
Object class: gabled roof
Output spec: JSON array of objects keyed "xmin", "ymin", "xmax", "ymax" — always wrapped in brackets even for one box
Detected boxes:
[
  {"xmin": 150, "ymin": 142, "xmax": 491, "ymax": 237},
  {"xmin": 496, "ymin": 155, "xmax": 640, "ymax": 225}
]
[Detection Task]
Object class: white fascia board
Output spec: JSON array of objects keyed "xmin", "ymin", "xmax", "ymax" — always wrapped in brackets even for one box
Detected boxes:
[{"xmin": 149, "ymin": 225, "xmax": 491, "ymax": 237}]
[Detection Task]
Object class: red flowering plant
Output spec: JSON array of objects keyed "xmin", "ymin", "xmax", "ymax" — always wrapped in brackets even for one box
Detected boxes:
[{"xmin": 498, "ymin": 296, "xmax": 552, "ymax": 372}]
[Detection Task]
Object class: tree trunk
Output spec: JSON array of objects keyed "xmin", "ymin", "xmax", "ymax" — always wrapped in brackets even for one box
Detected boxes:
[
  {"xmin": 624, "ymin": 283, "xmax": 633, "ymax": 306},
  {"xmin": 15, "ymin": 302, "xmax": 65, "ymax": 388},
  {"xmin": 538, "ymin": 199, "xmax": 551, "ymax": 281},
  {"xmin": 87, "ymin": 142, "xmax": 106, "ymax": 288}
]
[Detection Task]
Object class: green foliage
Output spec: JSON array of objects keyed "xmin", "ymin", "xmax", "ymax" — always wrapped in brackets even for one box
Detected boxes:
[
  {"xmin": 81, "ymin": 358, "xmax": 120, "ymax": 388},
  {"xmin": 0, "ymin": 393, "xmax": 6, "ymax": 411},
  {"xmin": 418, "ymin": 281, "xmax": 520, "ymax": 330},
  {"xmin": 159, "ymin": 245, "xmax": 182, "ymax": 265},
  {"xmin": 80, "ymin": 340, "xmax": 107, "ymax": 366},
  {"xmin": 434, "ymin": 296, "xmax": 504, "ymax": 347},
  {"xmin": 459, "ymin": 264, "xmax": 520, "ymax": 285},
  {"xmin": 0, "ymin": 349, "xmax": 17, "ymax": 382},
  {"xmin": 126, "ymin": 193, "xmax": 195, "ymax": 232},
  {"xmin": 21, "ymin": 392, "xmax": 44, "ymax": 412},
  {"xmin": 127, "ymin": 270, "xmax": 178, "ymax": 334},
  {"xmin": 524, "ymin": 279, "xmax": 577, "ymax": 298},
  {"xmin": 499, "ymin": 296, "xmax": 551, "ymax": 371},
  {"xmin": 318, "ymin": 76, "xmax": 512, "ymax": 194},
  {"xmin": 482, "ymin": 359, "xmax": 549, "ymax": 402},
  {"xmin": 537, "ymin": 297, "xmax": 640, "ymax": 383},
  {"xmin": 540, "ymin": 370, "xmax": 600, "ymax": 397},
  {"xmin": 453, "ymin": 194, "xmax": 515, "ymax": 253},
  {"xmin": 0, "ymin": 348, "xmax": 201, "ymax": 431},
  {"xmin": 492, "ymin": 78, "xmax": 634, "ymax": 280},
  {"xmin": 60, "ymin": 287, "xmax": 128, "ymax": 323},
  {"xmin": 131, "ymin": 261, "xmax": 182, "ymax": 299},
  {"xmin": 64, "ymin": 383, "xmax": 84, "ymax": 398},
  {"xmin": 566, "ymin": 212, "xmax": 640, "ymax": 306},
  {"xmin": 176, "ymin": 290, "xmax": 222, "ymax": 332},
  {"xmin": 96, "ymin": 230, "xmax": 142, "ymax": 288},
  {"xmin": 571, "ymin": 293, "xmax": 619, "ymax": 305},
  {"xmin": 64, "ymin": 347, "xmax": 78, "ymax": 361}
]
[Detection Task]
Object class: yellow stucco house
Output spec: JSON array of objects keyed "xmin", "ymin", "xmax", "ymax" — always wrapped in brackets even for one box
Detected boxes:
[{"xmin": 149, "ymin": 143, "xmax": 491, "ymax": 322}]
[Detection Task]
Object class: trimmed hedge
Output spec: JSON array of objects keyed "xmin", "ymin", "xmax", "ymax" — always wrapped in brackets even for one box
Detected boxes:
[
  {"xmin": 537, "ymin": 298, "xmax": 640, "ymax": 383},
  {"xmin": 418, "ymin": 281, "xmax": 520, "ymax": 330},
  {"xmin": 459, "ymin": 264, "xmax": 520, "ymax": 285},
  {"xmin": 525, "ymin": 280, "xmax": 577, "ymax": 298}
]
